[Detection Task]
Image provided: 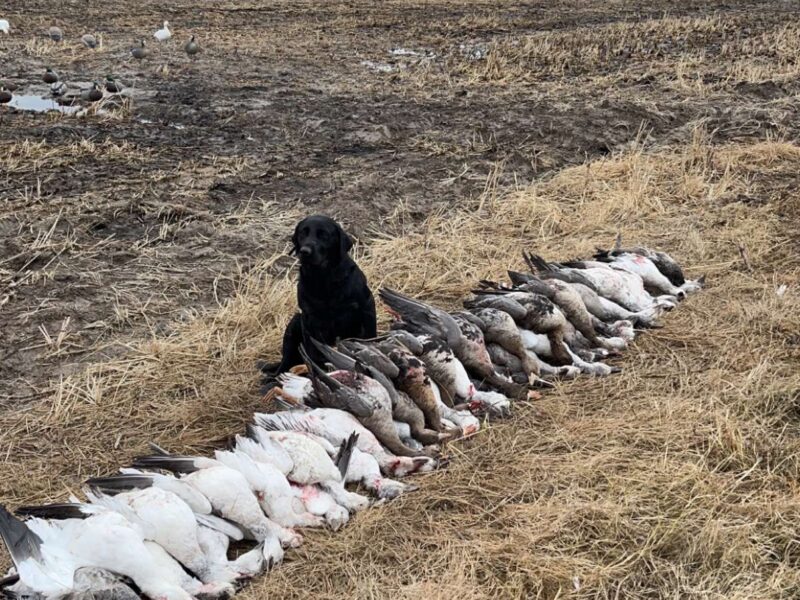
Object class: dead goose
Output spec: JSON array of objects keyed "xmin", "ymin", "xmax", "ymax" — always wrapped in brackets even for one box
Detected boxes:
[
  {"xmin": 599, "ymin": 234, "xmax": 704, "ymax": 294},
  {"xmin": 317, "ymin": 340, "xmax": 448, "ymax": 445},
  {"xmin": 0, "ymin": 505, "xmax": 194, "ymax": 600},
  {"xmin": 593, "ymin": 246, "xmax": 700, "ymax": 299},
  {"xmin": 300, "ymin": 346, "xmax": 432, "ymax": 458},
  {"xmin": 464, "ymin": 291, "xmax": 573, "ymax": 366},
  {"xmin": 451, "ymin": 312, "xmax": 530, "ymax": 399},
  {"xmin": 525, "ymin": 252, "xmax": 673, "ymax": 313},
  {"xmin": 467, "ymin": 307, "xmax": 548, "ymax": 386},
  {"xmin": 372, "ymin": 336, "xmax": 444, "ymax": 431},
  {"xmin": 255, "ymin": 404, "xmax": 437, "ymax": 477}
]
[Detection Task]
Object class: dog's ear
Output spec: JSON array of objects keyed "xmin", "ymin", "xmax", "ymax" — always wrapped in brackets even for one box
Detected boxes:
[
  {"xmin": 339, "ymin": 227, "xmax": 353, "ymax": 256},
  {"xmin": 289, "ymin": 222, "xmax": 302, "ymax": 256}
]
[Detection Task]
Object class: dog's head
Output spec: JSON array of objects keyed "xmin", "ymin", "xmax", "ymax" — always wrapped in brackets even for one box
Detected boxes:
[{"xmin": 290, "ymin": 215, "xmax": 353, "ymax": 268}]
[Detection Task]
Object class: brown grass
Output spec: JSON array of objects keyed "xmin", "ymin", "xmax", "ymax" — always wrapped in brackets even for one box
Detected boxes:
[{"xmin": 2, "ymin": 128, "xmax": 799, "ymax": 598}]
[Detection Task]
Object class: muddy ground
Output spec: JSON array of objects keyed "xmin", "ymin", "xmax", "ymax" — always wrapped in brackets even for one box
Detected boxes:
[{"xmin": 1, "ymin": 0, "xmax": 799, "ymax": 400}]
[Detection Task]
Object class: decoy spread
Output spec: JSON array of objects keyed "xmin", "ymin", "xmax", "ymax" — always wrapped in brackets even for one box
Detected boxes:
[{"xmin": 0, "ymin": 240, "xmax": 703, "ymax": 598}]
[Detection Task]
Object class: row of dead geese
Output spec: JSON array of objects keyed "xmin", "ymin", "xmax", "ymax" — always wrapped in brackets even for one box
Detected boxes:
[{"xmin": 0, "ymin": 240, "xmax": 703, "ymax": 599}]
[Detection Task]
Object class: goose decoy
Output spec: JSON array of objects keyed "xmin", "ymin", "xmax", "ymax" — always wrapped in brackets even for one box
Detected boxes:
[
  {"xmin": 254, "ymin": 406, "xmax": 437, "ymax": 478},
  {"xmin": 0, "ymin": 19, "xmax": 10, "ymax": 34},
  {"xmin": 0, "ymin": 87, "xmax": 11, "ymax": 104},
  {"xmin": 154, "ymin": 21, "xmax": 172, "ymax": 42},
  {"xmin": 43, "ymin": 67, "xmax": 59, "ymax": 84},
  {"xmin": 313, "ymin": 340, "xmax": 447, "ymax": 447},
  {"xmin": 131, "ymin": 39, "xmax": 149, "ymax": 60},
  {"xmin": 81, "ymin": 82, "xmax": 103, "ymax": 102},
  {"xmin": 48, "ymin": 26, "xmax": 63, "ymax": 42},
  {"xmin": 184, "ymin": 34, "xmax": 200, "ymax": 57},
  {"xmin": 300, "ymin": 346, "xmax": 430, "ymax": 458},
  {"xmin": 215, "ymin": 444, "xmax": 325, "ymax": 528},
  {"xmin": 129, "ymin": 454, "xmax": 292, "ymax": 560},
  {"xmin": 81, "ymin": 33, "xmax": 98, "ymax": 49},
  {"xmin": 105, "ymin": 75, "xmax": 123, "ymax": 93},
  {"xmin": 0, "ymin": 504, "xmax": 195, "ymax": 600}
]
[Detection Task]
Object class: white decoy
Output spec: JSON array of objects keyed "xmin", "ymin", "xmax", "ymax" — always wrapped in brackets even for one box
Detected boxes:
[
  {"xmin": 83, "ymin": 487, "xmax": 238, "ymax": 590},
  {"xmin": 214, "ymin": 447, "xmax": 324, "ymax": 529},
  {"xmin": 257, "ymin": 430, "xmax": 370, "ymax": 513},
  {"xmin": 0, "ymin": 505, "xmax": 193, "ymax": 600},
  {"xmin": 130, "ymin": 454, "xmax": 297, "ymax": 557},
  {"xmin": 154, "ymin": 21, "xmax": 171, "ymax": 42},
  {"xmin": 0, "ymin": 19, "xmax": 10, "ymax": 34},
  {"xmin": 254, "ymin": 406, "xmax": 437, "ymax": 478}
]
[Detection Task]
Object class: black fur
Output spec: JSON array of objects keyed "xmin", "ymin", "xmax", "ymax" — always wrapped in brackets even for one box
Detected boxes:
[{"xmin": 262, "ymin": 215, "xmax": 377, "ymax": 381}]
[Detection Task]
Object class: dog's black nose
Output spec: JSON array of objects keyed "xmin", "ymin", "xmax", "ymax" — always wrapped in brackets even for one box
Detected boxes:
[{"xmin": 299, "ymin": 246, "xmax": 313, "ymax": 256}]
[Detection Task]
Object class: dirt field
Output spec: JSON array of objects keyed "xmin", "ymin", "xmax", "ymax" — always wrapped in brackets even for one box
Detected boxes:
[{"xmin": 1, "ymin": 0, "xmax": 800, "ymax": 598}]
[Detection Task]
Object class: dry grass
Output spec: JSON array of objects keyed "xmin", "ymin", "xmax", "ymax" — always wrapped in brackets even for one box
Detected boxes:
[{"xmin": 2, "ymin": 129, "xmax": 799, "ymax": 598}]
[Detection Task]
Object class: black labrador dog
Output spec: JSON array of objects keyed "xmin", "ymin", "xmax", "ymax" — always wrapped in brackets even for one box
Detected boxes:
[{"xmin": 261, "ymin": 215, "xmax": 377, "ymax": 382}]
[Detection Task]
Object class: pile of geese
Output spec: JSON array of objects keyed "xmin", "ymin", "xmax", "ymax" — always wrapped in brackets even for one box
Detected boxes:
[{"xmin": 0, "ymin": 240, "xmax": 703, "ymax": 600}]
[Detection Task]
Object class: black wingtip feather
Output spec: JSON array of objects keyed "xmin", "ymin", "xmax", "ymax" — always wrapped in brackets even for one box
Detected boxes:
[
  {"xmin": 16, "ymin": 503, "xmax": 91, "ymax": 520},
  {"xmin": 130, "ymin": 456, "xmax": 199, "ymax": 474},
  {"xmin": 335, "ymin": 432, "xmax": 359, "ymax": 480},
  {"xmin": 0, "ymin": 504, "xmax": 42, "ymax": 568},
  {"xmin": 85, "ymin": 474, "xmax": 154, "ymax": 492}
]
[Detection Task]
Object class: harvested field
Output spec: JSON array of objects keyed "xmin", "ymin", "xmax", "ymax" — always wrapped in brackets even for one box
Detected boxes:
[{"xmin": 1, "ymin": 0, "xmax": 800, "ymax": 598}]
